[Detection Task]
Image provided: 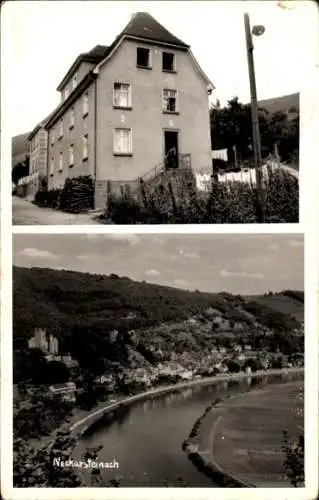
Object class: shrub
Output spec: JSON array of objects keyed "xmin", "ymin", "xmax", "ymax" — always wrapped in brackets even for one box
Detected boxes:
[
  {"xmin": 282, "ymin": 431, "xmax": 304, "ymax": 487},
  {"xmin": 104, "ymin": 168, "xmax": 298, "ymax": 224},
  {"xmin": 33, "ymin": 176, "xmax": 94, "ymax": 213}
]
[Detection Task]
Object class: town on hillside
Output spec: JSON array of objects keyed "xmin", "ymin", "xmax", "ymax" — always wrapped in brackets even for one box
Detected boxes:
[
  {"xmin": 16, "ymin": 314, "xmax": 304, "ymax": 406},
  {"xmin": 11, "ymin": 10, "xmax": 299, "ymax": 224},
  {"xmin": 12, "ymin": 233, "xmax": 305, "ymax": 488}
]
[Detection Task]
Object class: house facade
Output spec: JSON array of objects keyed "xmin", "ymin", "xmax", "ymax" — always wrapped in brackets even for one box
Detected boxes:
[
  {"xmin": 49, "ymin": 382, "xmax": 76, "ymax": 402},
  {"xmin": 28, "ymin": 125, "xmax": 48, "ymax": 181},
  {"xmin": 44, "ymin": 12, "xmax": 214, "ymax": 209}
]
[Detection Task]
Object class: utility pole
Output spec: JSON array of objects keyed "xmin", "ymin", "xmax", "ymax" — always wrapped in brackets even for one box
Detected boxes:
[
  {"xmin": 244, "ymin": 12, "xmax": 264, "ymax": 222},
  {"xmin": 233, "ymin": 144, "xmax": 238, "ymax": 169}
]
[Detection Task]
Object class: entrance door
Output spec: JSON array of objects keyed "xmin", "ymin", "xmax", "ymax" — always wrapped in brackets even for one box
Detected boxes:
[{"xmin": 164, "ymin": 131, "xmax": 179, "ymax": 169}]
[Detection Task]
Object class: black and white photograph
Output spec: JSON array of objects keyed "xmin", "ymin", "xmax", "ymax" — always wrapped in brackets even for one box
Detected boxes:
[
  {"xmin": 1, "ymin": 0, "xmax": 318, "ymax": 499},
  {"xmin": 11, "ymin": 233, "xmax": 304, "ymax": 488},
  {"xmin": 6, "ymin": 0, "xmax": 309, "ymax": 225}
]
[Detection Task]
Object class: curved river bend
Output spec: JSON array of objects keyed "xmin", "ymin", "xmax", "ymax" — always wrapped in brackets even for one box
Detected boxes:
[{"xmin": 73, "ymin": 372, "xmax": 303, "ymax": 487}]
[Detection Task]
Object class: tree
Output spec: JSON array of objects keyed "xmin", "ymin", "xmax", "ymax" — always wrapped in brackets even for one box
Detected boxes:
[
  {"xmin": 12, "ymin": 155, "xmax": 30, "ymax": 185},
  {"xmin": 46, "ymin": 361, "xmax": 70, "ymax": 384},
  {"xmin": 270, "ymin": 355, "xmax": 283, "ymax": 369},
  {"xmin": 244, "ymin": 357, "xmax": 263, "ymax": 372},
  {"xmin": 226, "ymin": 359, "xmax": 241, "ymax": 373},
  {"xmin": 210, "ymin": 97, "xmax": 299, "ymax": 167}
]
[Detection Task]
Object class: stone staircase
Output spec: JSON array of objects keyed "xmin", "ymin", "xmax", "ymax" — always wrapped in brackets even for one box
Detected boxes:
[{"xmin": 137, "ymin": 153, "xmax": 193, "ymax": 188}]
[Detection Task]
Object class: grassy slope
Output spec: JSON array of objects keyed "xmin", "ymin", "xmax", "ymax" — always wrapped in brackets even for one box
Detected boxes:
[
  {"xmin": 13, "ymin": 266, "xmax": 303, "ymax": 341},
  {"xmin": 258, "ymin": 93, "xmax": 299, "ymax": 115},
  {"xmin": 246, "ymin": 292, "xmax": 304, "ymax": 322}
]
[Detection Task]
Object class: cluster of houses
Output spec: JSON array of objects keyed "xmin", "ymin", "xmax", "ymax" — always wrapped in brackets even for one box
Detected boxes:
[
  {"xmin": 25, "ymin": 305, "xmax": 303, "ymax": 403},
  {"xmin": 17, "ymin": 12, "xmax": 215, "ymax": 208}
]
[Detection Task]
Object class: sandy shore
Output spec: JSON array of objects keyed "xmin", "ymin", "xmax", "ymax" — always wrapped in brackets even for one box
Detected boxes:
[{"xmin": 183, "ymin": 374, "xmax": 304, "ymax": 487}]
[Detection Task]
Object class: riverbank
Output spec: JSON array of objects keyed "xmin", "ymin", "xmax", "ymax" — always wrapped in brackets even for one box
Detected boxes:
[
  {"xmin": 27, "ymin": 368, "xmax": 303, "ymax": 470},
  {"xmin": 183, "ymin": 374, "xmax": 304, "ymax": 488},
  {"xmin": 69, "ymin": 367, "xmax": 304, "ymax": 440}
]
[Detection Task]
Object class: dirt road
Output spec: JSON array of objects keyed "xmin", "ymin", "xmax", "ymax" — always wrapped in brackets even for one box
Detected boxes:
[{"xmin": 12, "ymin": 196, "xmax": 99, "ymax": 225}]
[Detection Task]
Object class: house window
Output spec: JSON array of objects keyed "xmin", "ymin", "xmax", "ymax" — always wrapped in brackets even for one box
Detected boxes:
[
  {"xmin": 83, "ymin": 134, "xmax": 88, "ymax": 160},
  {"xmin": 69, "ymin": 144, "xmax": 74, "ymax": 166},
  {"xmin": 69, "ymin": 108, "xmax": 75, "ymax": 129},
  {"xmin": 83, "ymin": 92, "xmax": 89, "ymax": 116},
  {"xmin": 162, "ymin": 52, "xmax": 175, "ymax": 72},
  {"xmin": 113, "ymin": 83, "xmax": 131, "ymax": 108},
  {"xmin": 50, "ymin": 158, "xmax": 54, "ymax": 176},
  {"xmin": 163, "ymin": 89, "xmax": 177, "ymax": 113},
  {"xmin": 137, "ymin": 47, "xmax": 151, "ymax": 68},
  {"xmin": 59, "ymin": 152, "xmax": 63, "ymax": 172},
  {"xmin": 72, "ymin": 73, "xmax": 77, "ymax": 90},
  {"xmin": 51, "ymin": 129, "xmax": 55, "ymax": 145},
  {"xmin": 113, "ymin": 128, "xmax": 132, "ymax": 155},
  {"xmin": 64, "ymin": 86, "xmax": 69, "ymax": 100},
  {"xmin": 58, "ymin": 120, "xmax": 63, "ymax": 139}
]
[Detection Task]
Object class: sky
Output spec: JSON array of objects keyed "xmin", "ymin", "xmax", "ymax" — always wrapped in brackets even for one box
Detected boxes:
[
  {"xmin": 13, "ymin": 233, "xmax": 304, "ymax": 295},
  {"xmin": 2, "ymin": 0, "xmax": 317, "ymax": 137}
]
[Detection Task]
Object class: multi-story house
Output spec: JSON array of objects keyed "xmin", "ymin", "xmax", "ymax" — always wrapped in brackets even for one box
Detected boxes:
[
  {"xmin": 49, "ymin": 381, "xmax": 76, "ymax": 402},
  {"xmin": 44, "ymin": 12, "xmax": 214, "ymax": 208},
  {"xmin": 26, "ymin": 111, "xmax": 56, "ymax": 195}
]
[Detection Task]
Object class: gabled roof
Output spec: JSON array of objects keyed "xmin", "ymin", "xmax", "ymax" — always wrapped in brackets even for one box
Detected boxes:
[
  {"xmin": 56, "ymin": 45, "xmax": 109, "ymax": 91},
  {"xmin": 121, "ymin": 12, "xmax": 189, "ymax": 48},
  {"xmin": 95, "ymin": 13, "xmax": 213, "ymax": 90},
  {"xmin": 28, "ymin": 108, "xmax": 59, "ymax": 140},
  {"xmin": 57, "ymin": 14, "xmax": 189, "ymax": 92},
  {"xmin": 46, "ymin": 72, "xmax": 97, "ymax": 129},
  {"xmin": 48, "ymin": 13, "xmax": 213, "ymax": 128}
]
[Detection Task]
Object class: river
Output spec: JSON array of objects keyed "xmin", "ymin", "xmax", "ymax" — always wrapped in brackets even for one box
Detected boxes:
[{"xmin": 73, "ymin": 371, "xmax": 303, "ymax": 487}]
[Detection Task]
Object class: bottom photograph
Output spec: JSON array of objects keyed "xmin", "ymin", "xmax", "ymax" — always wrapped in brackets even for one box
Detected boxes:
[{"xmin": 12, "ymin": 233, "xmax": 304, "ymax": 488}]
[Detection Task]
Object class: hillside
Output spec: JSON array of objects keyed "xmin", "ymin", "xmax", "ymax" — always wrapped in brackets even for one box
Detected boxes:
[
  {"xmin": 12, "ymin": 133, "xmax": 30, "ymax": 169},
  {"xmin": 258, "ymin": 93, "xmax": 299, "ymax": 117},
  {"xmin": 13, "ymin": 266, "xmax": 303, "ymax": 336},
  {"xmin": 250, "ymin": 291, "xmax": 304, "ymax": 323},
  {"xmin": 13, "ymin": 266, "xmax": 304, "ymax": 378}
]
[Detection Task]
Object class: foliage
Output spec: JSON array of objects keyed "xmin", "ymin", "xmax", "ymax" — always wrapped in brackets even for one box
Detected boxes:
[
  {"xmin": 14, "ymin": 430, "xmax": 81, "ymax": 487},
  {"xmin": 33, "ymin": 175, "xmax": 94, "ymax": 213},
  {"xmin": 282, "ymin": 431, "xmax": 304, "ymax": 487},
  {"xmin": 244, "ymin": 357, "xmax": 263, "ymax": 372},
  {"xmin": 244, "ymin": 300, "xmax": 299, "ymax": 332},
  {"xmin": 225, "ymin": 359, "xmax": 241, "ymax": 373},
  {"xmin": 12, "ymin": 155, "xmax": 30, "ymax": 185},
  {"xmin": 34, "ymin": 188, "xmax": 61, "ymax": 208},
  {"xmin": 13, "ymin": 348, "xmax": 70, "ymax": 385},
  {"xmin": 210, "ymin": 97, "xmax": 299, "ymax": 166},
  {"xmin": 282, "ymin": 290, "xmax": 304, "ymax": 303},
  {"xmin": 104, "ymin": 168, "xmax": 298, "ymax": 224},
  {"xmin": 14, "ymin": 391, "xmax": 74, "ymax": 440},
  {"xmin": 13, "ymin": 266, "xmax": 303, "ymax": 381}
]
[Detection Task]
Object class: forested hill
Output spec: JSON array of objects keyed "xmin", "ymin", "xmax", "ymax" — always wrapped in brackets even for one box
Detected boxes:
[{"xmin": 13, "ymin": 266, "xmax": 304, "ymax": 343}]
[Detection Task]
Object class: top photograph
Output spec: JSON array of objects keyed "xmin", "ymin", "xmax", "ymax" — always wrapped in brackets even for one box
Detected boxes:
[{"xmin": 9, "ymin": 0, "xmax": 303, "ymax": 225}]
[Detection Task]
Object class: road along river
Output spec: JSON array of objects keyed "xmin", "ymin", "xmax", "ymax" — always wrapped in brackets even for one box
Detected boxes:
[{"xmin": 72, "ymin": 370, "xmax": 303, "ymax": 487}]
